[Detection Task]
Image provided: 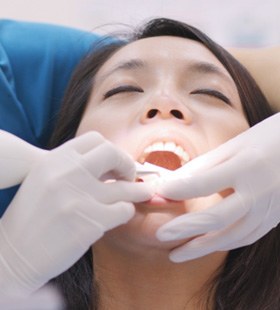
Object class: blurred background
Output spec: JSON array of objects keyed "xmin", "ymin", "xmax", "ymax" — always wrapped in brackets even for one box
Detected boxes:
[{"xmin": 0, "ymin": 0, "xmax": 280, "ymax": 47}]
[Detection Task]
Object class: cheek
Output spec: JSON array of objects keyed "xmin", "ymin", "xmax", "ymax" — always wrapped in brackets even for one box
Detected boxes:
[
  {"xmin": 76, "ymin": 107, "xmax": 130, "ymax": 143},
  {"xmin": 201, "ymin": 111, "xmax": 249, "ymax": 149}
]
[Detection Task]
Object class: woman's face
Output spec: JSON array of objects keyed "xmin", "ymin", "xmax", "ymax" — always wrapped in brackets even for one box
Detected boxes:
[{"xmin": 76, "ymin": 36, "xmax": 249, "ymax": 253}]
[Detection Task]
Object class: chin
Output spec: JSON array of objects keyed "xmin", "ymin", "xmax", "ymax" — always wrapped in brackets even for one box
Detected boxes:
[{"xmin": 102, "ymin": 202, "xmax": 191, "ymax": 254}]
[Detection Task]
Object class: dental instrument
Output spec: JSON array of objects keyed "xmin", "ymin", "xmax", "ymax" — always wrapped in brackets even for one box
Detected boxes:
[{"xmin": 135, "ymin": 161, "xmax": 171, "ymax": 177}]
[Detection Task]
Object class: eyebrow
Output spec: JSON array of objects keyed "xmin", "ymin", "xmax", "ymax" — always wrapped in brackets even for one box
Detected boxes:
[
  {"xmin": 187, "ymin": 61, "xmax": 233, "ymax": 84},
  {"xmin": 98, "ymin": 59, "xmax": 146, "ymax": 83},
  {"xmin": 98, "ymin": 58, "xmax": 233, "ymax": 85}
]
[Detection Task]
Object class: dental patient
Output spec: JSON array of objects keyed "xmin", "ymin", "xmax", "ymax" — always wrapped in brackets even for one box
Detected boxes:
[{"xmin": 48, "ymin": 18, "xmax": 280, "ymax": 310}]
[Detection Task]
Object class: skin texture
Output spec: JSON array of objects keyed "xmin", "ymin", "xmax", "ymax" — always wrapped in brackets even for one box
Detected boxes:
[{"xmin": 76, "ymin": 36, "xmax": 249, "ymax": 309}]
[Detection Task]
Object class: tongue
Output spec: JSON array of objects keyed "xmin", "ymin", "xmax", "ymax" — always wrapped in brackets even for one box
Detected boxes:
[{"xmin": 144, "ymin": 151, "xmax": 181, "ymax": 170}]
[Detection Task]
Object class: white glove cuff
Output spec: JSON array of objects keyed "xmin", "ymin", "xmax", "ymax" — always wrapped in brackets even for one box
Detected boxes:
[{"xmin": 0, "ymin": 223, "xmax": 42, "ymax": 298}]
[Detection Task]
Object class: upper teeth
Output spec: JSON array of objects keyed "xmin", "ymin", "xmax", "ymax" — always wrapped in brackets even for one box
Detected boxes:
[{"xmin": 140, "ymin": 141, "xmax": 190, "ymax": 165}]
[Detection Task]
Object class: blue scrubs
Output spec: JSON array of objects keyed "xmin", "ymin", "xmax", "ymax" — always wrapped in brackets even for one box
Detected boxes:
[{"xmin": 0, "ymin": 20, "xmax": 100, "ymax": 216}]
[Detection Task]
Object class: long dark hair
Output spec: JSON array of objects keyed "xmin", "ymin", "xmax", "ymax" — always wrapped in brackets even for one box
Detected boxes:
[{"xmin": 49, "ymin": 18, "xmax": 280, "ymax": 309}]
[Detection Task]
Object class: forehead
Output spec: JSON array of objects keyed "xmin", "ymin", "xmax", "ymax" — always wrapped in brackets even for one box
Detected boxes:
[{"xmin": 97, "ymin": 36, "xmax": 233, "ymax": 81}]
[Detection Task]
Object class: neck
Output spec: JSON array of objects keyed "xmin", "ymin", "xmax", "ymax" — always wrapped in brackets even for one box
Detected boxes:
[{"xmin": 92, "ymin": 240, "xmax": 225, "ymax": 310}]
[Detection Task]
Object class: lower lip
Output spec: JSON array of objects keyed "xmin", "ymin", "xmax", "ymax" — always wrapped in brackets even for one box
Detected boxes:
[
  {"xmin": 145, "ymin": 194, "xmax": 179, "ymax": 206},
  {"xmin": 135, "ymin": 178, "xmax": 182, "ymax": 206}
]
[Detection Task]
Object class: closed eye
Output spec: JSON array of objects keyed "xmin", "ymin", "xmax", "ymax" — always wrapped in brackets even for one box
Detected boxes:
[
  {"xmin": 103, "ymin": 85, "xmax": 144, "ymax": 99},
  {"xmin": 190, "ymin": 89, "xmax": 231, "ymax": 105}
]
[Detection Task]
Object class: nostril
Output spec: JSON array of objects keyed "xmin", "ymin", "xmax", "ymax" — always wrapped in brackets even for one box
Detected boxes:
[
  {"xmin": 147, "ymin": 109, "xmax": 158, "ymax": 118},
  {"xmin": 171, "ymin": 109, "xmax": 184, "ymax": 119}
]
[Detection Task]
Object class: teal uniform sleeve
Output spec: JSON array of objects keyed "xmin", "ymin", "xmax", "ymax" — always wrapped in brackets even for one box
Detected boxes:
[{"xmin": 0, "ymin": 20, "xmax": 100, "ymax": 216}]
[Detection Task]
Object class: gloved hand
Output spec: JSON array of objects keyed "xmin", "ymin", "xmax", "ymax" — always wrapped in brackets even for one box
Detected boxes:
[
  {"xmin": 0, "ymin": 132, "xmax": 152, "ymax": 297},
  {"xmin": 156, "ymin": 113, "xmax": 280, "ymax": 262},
  {"xmin": 0, "ymin": 130, "xmax": 46, "ymax": 188}
]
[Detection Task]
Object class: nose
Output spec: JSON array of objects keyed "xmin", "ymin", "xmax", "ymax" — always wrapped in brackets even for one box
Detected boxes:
[{"xmin": 140, "ymin": 94, "xmax": 192, "ymax": 124}]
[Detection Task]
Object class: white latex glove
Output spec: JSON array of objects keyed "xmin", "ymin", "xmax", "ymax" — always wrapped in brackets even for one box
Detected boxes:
[
  {"xmin": 0, "ymin": 286, "xmax": 63, "ymax": 310},
  {"xmin": 156, "ymin": 113, "xmax": 280, "ymax": 262},
  {"xmin": 0, "ymin": 130, "xmax": 46, "ymax": 188},
  {"xmin": 0, "ymin": 132, "xmax": 152, "ymax": 297}
]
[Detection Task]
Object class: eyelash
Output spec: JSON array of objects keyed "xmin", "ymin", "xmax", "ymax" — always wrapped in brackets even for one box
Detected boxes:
[
  {"xmin": 103, "ymin": 85, "xmax": 143, "ymax": 99},
  {"xmin": 103, "ymin": 85, "xmax": 231, "ymax": 105},
  {"xmin": 190, "ymin": 89, "xmax": 231, "ymax": 105}
]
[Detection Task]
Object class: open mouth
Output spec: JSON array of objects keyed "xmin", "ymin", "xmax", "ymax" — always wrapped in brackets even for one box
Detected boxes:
[{"xmin": 138, "ymin": 141, "xmax": 191, "ymax": 170}]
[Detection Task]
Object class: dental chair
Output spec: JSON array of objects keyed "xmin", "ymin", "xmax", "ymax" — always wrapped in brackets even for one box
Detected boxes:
[{"xmin": 0, "ymin": 19, "xmax": 99, "ymax": 216}]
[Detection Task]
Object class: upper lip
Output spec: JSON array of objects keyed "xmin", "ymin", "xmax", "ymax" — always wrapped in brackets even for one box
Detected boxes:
[{"xmin": 134, "ymin": 127, "xmax": 198, "ymax": 164}]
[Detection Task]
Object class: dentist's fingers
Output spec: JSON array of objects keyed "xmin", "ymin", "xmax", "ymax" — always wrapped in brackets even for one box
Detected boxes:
[
  {"xmin": 168, "ymin": 234, "xmax": 222, "ymax": 262},
  {"xmin": 75, "ymin": 198, "xmax": 136, "ymax": 231},
  {"xmin": 175, "ymin": 136, "xmax": 240, "ymax": 176},
  {"xmin": 219, "ymin": 218, "xmax": 273, "ymax": 251},
  {"xmin": 167, "ymin": 211, "xmax": 261, "ymax": 262},
  {"xmin": 101, "ymin": 181, "xmax": 154, "ymax": 204},
  {"xmin": 82, "ymin": 142, "xmax": 135, "ymax": 181},
  {"xmin": 177, "ymin": 146, "xmax": 232, "ymax": 176},
  {"xmin": 157, "ymin": 157, "xmax": 239, "ymax": 200},
  {"xmin": 63, "ymin": 131, "xmax": 105, "ymax": 154},
  {"xmin": 156, "ymin": 193, "xmax": 247, "ymax": 241},
  {"xmin": 168, "ymin": 226, "xmax": 243, "ymax": 262},
  {"xmin": 100, "ymin": 201, "xmax": 136, "ymax": 229}
]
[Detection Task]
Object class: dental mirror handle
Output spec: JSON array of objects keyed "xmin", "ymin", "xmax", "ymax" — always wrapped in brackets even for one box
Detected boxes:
[{"xmin": 135, "ymin": 161, "xmax": 172, "ymax": 177}]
